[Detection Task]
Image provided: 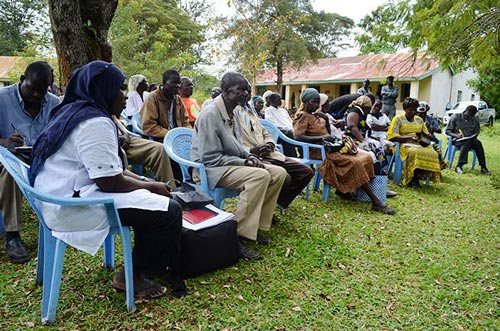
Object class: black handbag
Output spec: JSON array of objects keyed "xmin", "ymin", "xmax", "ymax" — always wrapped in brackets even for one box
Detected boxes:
[
  {"xmin": 322, "ymin": 136, "xmax": 344, "ymax": 153},
  {"xmin": 181, "ymin": 220, "xmax": 239, "ymax": 279},
  {"xmin": 168, "ymin": 180, "xmax": 214, "ymax": 210}
]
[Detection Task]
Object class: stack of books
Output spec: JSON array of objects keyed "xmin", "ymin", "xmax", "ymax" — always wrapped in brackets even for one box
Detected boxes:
[{"xmin": 182, "ymin": 204, "xmax": 234, "ymax": 231}]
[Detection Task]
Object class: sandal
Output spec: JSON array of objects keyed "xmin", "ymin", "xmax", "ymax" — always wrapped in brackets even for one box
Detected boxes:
[
  {"xmin": 372, "ymin": 204, "xmax": 397, "ymax": 215},
  {"xmin": 113, "ymin": 268, "xmax": 166, "ymax": 299}
]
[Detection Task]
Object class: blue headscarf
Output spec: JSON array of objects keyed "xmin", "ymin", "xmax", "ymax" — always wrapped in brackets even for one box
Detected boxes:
[{"xmin": 30, "ymin": 61, "xmax": 126, "ymax": 185}]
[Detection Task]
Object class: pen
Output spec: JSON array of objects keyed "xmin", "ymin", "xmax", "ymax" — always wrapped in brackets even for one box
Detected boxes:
[{"xmin": 11, "ymin": 123, "xmax": 18, "ymax": 133}]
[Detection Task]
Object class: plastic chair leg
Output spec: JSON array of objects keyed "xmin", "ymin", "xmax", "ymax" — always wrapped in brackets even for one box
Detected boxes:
[
  {"xmin": 120, "ymin": 227, "xmax": 136, "ymax": 313},
  {"xmin": 0, "ymin": 212, "xmax": 4, "ymax": 238},
  {"xmin": 322, "ymin": 183, "xmax": 331, "ymax": 202},
  {"xmin": 313, "ymin": 170, "xmax": 322, "ymax": 191},
  {"xmin": 103, "ymin": 234, "xmax": 115, "ymax": 268},
  {"xmin": 36, "ymin": 223, "xmax": 44, "ymax": 285},
  {"xmin": 44, "ymin": 240, "xmax": 66, "ymax": 324}
]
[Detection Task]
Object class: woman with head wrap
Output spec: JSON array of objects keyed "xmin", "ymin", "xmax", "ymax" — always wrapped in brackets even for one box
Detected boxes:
[
  {"xmin": 30, "ymin": 61, "xmax": 186, "ymax": 299},
  {"xmin": 344, "ymin": 96, "xmax": 389, "ymax": 174},
  {"xmin": 124, "ymin": 74, "xmax": 148, "ymax": 118},
  {"xmin": 293, "ymin": 88, "xmax": 396, "ymax": 215},
  {"xmin": 388, "ymin": 97, "xmax": 441, "ymax": 188}
]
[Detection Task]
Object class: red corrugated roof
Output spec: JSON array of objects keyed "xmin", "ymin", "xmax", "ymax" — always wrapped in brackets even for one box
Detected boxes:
[
  {"xmin": 256, "ymin": 52, "xmax": 441, "ymax": 85},
  {"xmin": 0, "ymin": 56, "xmax": 26, "ymax": 81}
]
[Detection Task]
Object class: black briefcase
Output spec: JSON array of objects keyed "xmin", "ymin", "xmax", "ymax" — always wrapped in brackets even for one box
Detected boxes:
[{"xmin": 181, "ymin": 220, "xmax": 239, "ymax": 279}]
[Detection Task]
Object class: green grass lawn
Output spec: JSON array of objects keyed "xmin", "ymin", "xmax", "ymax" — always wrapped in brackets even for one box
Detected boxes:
[{"xmin": 1, "ymin": 126, "xmax": 499, "ymax": 330}]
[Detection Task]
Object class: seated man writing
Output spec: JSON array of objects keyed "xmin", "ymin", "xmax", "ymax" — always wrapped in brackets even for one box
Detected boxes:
[{"xmin": 445, "ymin": 105, "xmax": 490, "ymax": 175}]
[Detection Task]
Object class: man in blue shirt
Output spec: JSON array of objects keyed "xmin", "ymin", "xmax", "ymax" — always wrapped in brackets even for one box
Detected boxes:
[{"xmin": 0, "ymin": 61, "xmax": 61, "ymax": 263}]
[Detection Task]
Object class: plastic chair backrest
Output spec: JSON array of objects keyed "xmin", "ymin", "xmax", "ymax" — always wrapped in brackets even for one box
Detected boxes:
[
  {"xmin": 164, "ymin": 128, "xmax": 240, "ymax": 208},
  {"xmin": 163, "ymin": 127, "xmax": 197, "ymax": 183}
]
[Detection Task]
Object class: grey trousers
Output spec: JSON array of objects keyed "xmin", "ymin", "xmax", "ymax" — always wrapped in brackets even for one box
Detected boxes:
[{"xmin": 0, "ymin": 164, "xmax": 23, "ymax": 232}]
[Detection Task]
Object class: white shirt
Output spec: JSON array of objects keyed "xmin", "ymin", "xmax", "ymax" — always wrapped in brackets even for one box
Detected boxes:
[
  {"xmin": 366, "ymin": 113, "xmax": 391, "ymax": 140},
  {"xmin": 124, "ymin": 90, "xmax": 143, "ymax": 117},
  {"xmin": 34, "ymin": 117, "xmax": 170, "ymax": 255},
  {"xmin": 264, "ymin": 106, "xmax": 293, "ymax": 131}
]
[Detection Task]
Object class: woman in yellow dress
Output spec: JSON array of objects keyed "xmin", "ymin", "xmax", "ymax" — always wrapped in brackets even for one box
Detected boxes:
[{"xmin": 388, "ymin": 97, "xmax": 441, "ymax": 187}]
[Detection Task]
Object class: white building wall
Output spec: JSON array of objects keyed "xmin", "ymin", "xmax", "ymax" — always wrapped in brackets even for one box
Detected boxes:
[
  {"xmin": 428, "ymin": 68, "xmax": 478, "ymax": 118},
  {"xmin": 429, "ymin": 69, "xmax": 452, "ymax": 118},
  {"xmin": 450, "ymin": 69, "xmax": 479, "ymax": 104}
]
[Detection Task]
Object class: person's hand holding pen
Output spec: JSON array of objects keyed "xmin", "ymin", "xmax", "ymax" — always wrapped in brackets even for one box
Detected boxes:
[{"xmin": 9, "ymin": 123, "xmax": 25, "ymax": 147}]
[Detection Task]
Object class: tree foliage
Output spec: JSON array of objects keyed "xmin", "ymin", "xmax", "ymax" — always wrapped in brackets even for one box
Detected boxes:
[
  {"xmin": 109, "ymin": 0, "xmax": 205, "ymax": 84},
  {"xmin": 356, "ymin": 0, "xmax": 500, "ymax": 110},
  {"xmin": 220, "ymin": 0, "xmax": 354, "ymax": 92},
  {"xmin": 0, "ymin": 0, "xmax": 52, "ymax": 56}
]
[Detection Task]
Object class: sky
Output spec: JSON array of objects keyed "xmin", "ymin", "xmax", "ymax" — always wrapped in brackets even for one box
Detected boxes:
[{"xmin": 212, "ymin": 0, "xmax": 388, "ymax": 56}]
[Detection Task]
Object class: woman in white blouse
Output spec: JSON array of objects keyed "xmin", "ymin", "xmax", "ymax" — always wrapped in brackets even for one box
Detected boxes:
[{"xmin": 30, "ymin": 61, "xmax": 186, "ymax": 299}]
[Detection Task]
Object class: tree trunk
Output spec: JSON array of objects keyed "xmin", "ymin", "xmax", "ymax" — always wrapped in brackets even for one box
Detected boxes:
[
  {"xmin": 275, "ymin": 60, "xmax": 283, "ymax": 95},
  {"xmin": 48, "ymin": 0, "xmax": 118, "ymax": 87}
]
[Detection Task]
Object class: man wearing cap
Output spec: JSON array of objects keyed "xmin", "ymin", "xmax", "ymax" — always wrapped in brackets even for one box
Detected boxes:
[
  {"xmin": 445, "ymin": 105, "xmax": 491, "ymax": 175},
  {"xmin": 417, "ymin": 101, "xmax": 447, "ymax": 169},
  {"xmin": 381, "ymin": 76, "xmax": 398, "ymax": 120},
  {"xmin": 357, "ymin": 79, "xmax": 371, "ymax": 95}
]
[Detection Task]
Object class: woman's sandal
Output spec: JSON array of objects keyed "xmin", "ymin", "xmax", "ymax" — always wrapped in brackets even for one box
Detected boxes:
[
  {"xmin": 372, "ymin": 204, "xmax": 397, "ymax": 215},
  {"xmin": 113, "ymin": 268, "xmax": 166, "ymax": 300}
]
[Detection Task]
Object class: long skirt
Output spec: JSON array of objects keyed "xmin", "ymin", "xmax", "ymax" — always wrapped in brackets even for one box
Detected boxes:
[
  {"xmin": 402, "ymin": 145, "xmax": 441, "ymax": 185},
  {"xmin": 318, "ymin": 150, "xmax": 374, "ymax": 193}
]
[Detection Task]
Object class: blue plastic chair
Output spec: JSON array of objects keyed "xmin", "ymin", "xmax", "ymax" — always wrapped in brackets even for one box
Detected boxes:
[
  {"xmin": 443, "ymin": 135, "xmax": 476, "ymax": 169},
  {"xmin": 163, "ymin": 127, "xmax": 239, "ymax": 209},
  {"xmin": 387, "ymin": 142, "xmax": 431, "ymax": 185},
  {"xmin": 0, "ymin": 146, "xmax": 136, "ymax": 324},
  {"xmin": 260, "ymin": 119, "xmax": 325, "ymax": 199},
  {"xmin": 131, "ymin": 112, "xmax": 155, "ymax": 141}
]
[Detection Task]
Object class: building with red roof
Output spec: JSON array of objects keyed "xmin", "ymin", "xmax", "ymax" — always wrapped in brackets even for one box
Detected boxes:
[{"xmin": 255, "ymin": 52, "xmax": 478, "ymax": 118}]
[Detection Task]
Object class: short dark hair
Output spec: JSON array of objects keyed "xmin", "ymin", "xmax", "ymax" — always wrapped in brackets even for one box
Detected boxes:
[
  {"xmin": 220, "ymin": 72, "xmax": 246, "ymax": 91},
  {"xmin": 269, "ymin": 93, "xmax": 281, "ymax": 104},
  {"xmin": 24, "ymin": 61, "xmax": 53, "ymax": 84},
  {"xmin": 465, "ymin": 105, "xmax": 477, "ymax": 114},
  {"xmin": 162, "ymin": 69, "xmax": 179, "ymax": 84},
  {"xmin": 402, "ymin": 97, "xmax": 419, "ymax": 110}
]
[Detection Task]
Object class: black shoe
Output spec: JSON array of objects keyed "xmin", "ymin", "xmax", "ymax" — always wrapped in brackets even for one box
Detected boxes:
[
  {"xmin": 335, "ymin": 190, "xmax": 357, "ymax": 201},
  {"xmin": 481, "ymin": 167, "xmax": 491, "ymax": 175},
  {"xmin": 256, "ymin": 233, "xmax": 271, "ymax": 245},
  {"xmin": 237, "ymin": 238, "xmax": 261, "ymax": 260},
  {"xmin": 455, "ymin": 166, "xmax": 464, "ymax": 174},
  {"xmin": 166, "ymin": 271, "xmax": 187, "ymax": 298},
  {"xmin": 6, "ymin": 237, "xmax": 30, "ymax": 263}
]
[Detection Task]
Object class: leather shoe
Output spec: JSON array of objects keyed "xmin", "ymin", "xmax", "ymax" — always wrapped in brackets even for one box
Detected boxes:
[
  {"xmin": 256, "ymin": 233, "xmax": 271, "ymax": 245},
  {"xmin": 237, "ymin": 238, "xmax": 261, "ymax": 260},
  {"xmin": 386, "ymin": 190, "xmax": 398, "ymax": 198},
  {"xmin": 6, "ymin": 237, "xmax": 30, "ymax": 263},
  {"xmin": 455, "ymin": 166, "xmax": 464, "ymax": 174},
  {"xmin": 480, "ymin": 167, "xmax": 491, "ymax": 175}
]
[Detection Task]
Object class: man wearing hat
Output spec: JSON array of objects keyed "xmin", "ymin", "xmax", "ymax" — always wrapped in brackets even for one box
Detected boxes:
[
  {"xmin": 381, "ymin": 75, "xmax": 398, "ymax": 120},
  {"xmin": 417, "ymin": 101, "xmax": 447, "ymax": 169}
]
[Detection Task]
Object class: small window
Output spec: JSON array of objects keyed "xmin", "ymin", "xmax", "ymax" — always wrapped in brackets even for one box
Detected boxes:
[
  {"xmin": 457, "ymin": 90, "xmax": 462, "ymax": 102},
  {"xmin": 400, "ymin": 83, "xmax": 410, "ymax": 102},
  {"xmin": 471, "ymin": 94, "xmax": 475, "ymax": 101},
  {"xmin": 339, "ymin": 85, "xmax": 350, "ymax": 96}
]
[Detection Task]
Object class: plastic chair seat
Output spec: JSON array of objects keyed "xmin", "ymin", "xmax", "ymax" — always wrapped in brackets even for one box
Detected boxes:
[
  {"xmin": 443, "ymin": 135, "xmax": 477, "ymax": 169},
  {"xmin": 163, "ymin": 128, "xmax": 239, "ymax": 209}
]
